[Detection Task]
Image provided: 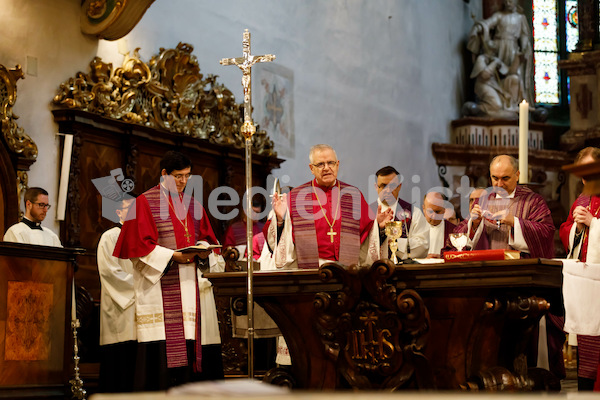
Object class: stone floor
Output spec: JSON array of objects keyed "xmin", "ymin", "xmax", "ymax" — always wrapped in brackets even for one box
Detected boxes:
[{"xmin": 560, "ymin": 367, "xmax": 578, "ymax": 393}]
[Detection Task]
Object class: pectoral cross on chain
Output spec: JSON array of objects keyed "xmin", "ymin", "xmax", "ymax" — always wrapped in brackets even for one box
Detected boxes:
[
  {"xmin": 327, "ymin": 227, "xmax": 337, "ymax": 243},
  {"xmin": 220, "ymin": 29, "xmax": 276, "ymax": 139}
]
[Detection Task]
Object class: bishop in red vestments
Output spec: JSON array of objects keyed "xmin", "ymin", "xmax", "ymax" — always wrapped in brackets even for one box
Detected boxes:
[
  {"xmin": 113, "ymin": 151, "xmax": 224, "ymax": 391},
  {"xmin": 265, "ymin": 144, "xmax": 379, "ymax": 269}
]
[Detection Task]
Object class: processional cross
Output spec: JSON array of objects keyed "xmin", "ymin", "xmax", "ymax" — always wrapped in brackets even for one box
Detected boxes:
[
  {"xmin": 220, "ymin": 29, "xmax": 275, "ymax": 380},
  {"xmin": 220, "ymin": 29, "xmax": 276, "ymax": 139}
]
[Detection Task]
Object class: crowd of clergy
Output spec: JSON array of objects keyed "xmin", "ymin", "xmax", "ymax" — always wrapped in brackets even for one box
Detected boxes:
[{"xmin": 3, "ymin": 145, "xmax": 600, "ymax": 393}]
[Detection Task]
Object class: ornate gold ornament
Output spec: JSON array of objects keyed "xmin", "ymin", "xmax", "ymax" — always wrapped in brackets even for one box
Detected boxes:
[
  {"xmin": 0, "ymin": 64, "xmax": 38, "ymax": 160},
  {"xmin": 81, "ymin": 0, "xmax": 156, "ymax": 40},
  {"xmin": 53, "ymin": 43, "xmax": 276, "ymax": 156}
]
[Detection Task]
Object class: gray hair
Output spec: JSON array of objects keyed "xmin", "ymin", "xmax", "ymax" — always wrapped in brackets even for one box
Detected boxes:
[
  {"xmin": 490, "ymin": 154, "xmax": 519, "ymax": 172},
  {"xmin": 309, "ymin": 144, "xmax": 337, "ymax": 164}
]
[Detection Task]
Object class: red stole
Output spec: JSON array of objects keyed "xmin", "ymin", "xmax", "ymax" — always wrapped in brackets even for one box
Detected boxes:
[
  {"xmin": 115, "ymin": 185, "xmax": 219, "ymax": 371},
  {"xmin": 289, "ymin": 180, "xmax": 362, "ymax": 269}
]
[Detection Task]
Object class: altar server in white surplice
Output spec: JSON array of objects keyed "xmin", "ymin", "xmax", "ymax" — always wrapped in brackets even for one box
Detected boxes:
[
  {"xmin": 97, "ymin": 196, "xmax": 137, "ymax": 393},
  {"xmin": 3, "ymin": 187, "xmax": 62, "ymax": 247}
]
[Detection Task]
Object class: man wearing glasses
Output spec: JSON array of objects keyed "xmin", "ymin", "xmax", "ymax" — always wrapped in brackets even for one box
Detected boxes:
[
  {"xmin": 113, "ymin": 150, "xmax": 224, "ymax": 390},
  {"xmin": 268, "ymin": 144, "xmax": 380, "ymax": 269},
  {"xmin": 3, "ymin": 187, "xmax": 62, "ymax": 247}
]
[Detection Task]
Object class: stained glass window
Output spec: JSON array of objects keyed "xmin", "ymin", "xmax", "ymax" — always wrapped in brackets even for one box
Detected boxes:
[
  {"xmin": 565, "ymin": 0, "xmax": 579, "ymax": 52},
  {"xmin": 533, "ymin": 0, "xmax": 560, "ymax": 104},
  {"xmin": 532, "ymin": 0, "xmax": 581, "ymax": 106}
]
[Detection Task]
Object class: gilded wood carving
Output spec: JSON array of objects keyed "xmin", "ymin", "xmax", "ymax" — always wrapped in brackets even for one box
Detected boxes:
[
  {"xmin": 53, "ymin": 43, "xmax": 276, "ymax": 157},
  {"xmin": 81, "ymin": 0, "xmax": 156, "ymax": 40}
]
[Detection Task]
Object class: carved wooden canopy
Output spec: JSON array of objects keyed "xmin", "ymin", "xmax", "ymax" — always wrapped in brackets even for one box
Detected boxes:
[{"xmin": 53, "ymin": 42, "xmax": 276, "ymax": 157}]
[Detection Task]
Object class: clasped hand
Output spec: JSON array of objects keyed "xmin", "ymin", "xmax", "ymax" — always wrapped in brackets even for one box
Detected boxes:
[{"xmin": 573, "ymin": 205, "xmax": 593, "ymax": 231}]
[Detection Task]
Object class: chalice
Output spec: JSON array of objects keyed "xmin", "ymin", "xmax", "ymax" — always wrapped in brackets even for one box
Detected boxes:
[
  {"xmin": 449, "ymin": 232, "xmax": 468, "ymax": 252},
  {"xmin": 385, "ymin": 221, "xmax": 403, "ymax": 264}
]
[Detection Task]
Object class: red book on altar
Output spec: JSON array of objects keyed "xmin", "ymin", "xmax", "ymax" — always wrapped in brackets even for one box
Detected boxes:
[{"xmin": 443, "ymin": 249, "xmax": 520, "ymax": 263}]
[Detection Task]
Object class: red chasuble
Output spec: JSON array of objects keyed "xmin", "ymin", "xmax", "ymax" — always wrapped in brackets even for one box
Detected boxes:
[
  {"xmin": 288, "ymin": 179, "xmax": 374, "ymax": 268},
  {"xmin": 459, "ymin": 186, "xmax": 555, "ymax": 258}
]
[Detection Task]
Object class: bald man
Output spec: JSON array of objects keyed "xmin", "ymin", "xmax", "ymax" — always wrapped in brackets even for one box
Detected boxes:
[
  {"xmin": 465, "ymin": 155, "xmax": 555, "ymax": 258},
  {"xmin": 422, "ymin": 192, "xmax": 456, "ymax": 258}
]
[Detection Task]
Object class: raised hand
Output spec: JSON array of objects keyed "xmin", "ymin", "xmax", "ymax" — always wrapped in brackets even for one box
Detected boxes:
[
  {"xmin": 272, "ymin": 192, "xmax": 288, "ymax": 224},
  {"xmin": 376, "ymin": 205, "xmax": 394, "ymax": 229}
]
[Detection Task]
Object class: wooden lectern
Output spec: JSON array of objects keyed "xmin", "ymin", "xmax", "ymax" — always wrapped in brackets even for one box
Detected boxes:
[{"xmin": 0, "ymin": 242, "xmax": 83, "ymax": 399}]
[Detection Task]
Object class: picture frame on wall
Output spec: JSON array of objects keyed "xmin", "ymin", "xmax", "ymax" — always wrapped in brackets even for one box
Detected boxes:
[{"xmin": 254, "ymin": 63, "xmax": 294, "ymax": 158}]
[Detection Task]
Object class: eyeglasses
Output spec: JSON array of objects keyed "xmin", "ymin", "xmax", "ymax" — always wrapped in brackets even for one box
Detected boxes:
[
  {"xmin": 34, "ymin": 203, "xmax": 51, "ymax": 210},
  {"xmin": 312, "ymin": 161, "xmax": 337, "ymax": 169},
  {"xmin": 171, "ymin": 173, "xmax": 192, "ymax": 181}
]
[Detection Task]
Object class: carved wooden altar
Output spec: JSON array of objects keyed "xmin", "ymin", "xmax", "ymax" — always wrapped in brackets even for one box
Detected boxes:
[{"xmin": 208, "ymin": 259, "xmax": 563, "ymax": 391}]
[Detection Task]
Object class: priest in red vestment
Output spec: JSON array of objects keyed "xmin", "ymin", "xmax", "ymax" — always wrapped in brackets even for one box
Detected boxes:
[
  {"xmin": 458, "ymin": 154, "xmax": 563, "ymax": 380},
  {"xmin": 265, "ymin": 144, "xmax": 379, "ymax": 269},
  {"xmin": 560, "ymin": 146, "xmax": 600, "ymax": 391},
  {"xmin": 461, "ymin": 155, "xmax": 555, "ymax": 258},
  {"xmin": 113, "ymin": 151, "xmax": 224, "ymax": 391}
]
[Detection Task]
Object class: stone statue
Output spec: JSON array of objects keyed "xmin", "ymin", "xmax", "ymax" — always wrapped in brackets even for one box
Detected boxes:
[{"xmin": 463, "ymin": 0, "xmax": 539, "ymax": 120}]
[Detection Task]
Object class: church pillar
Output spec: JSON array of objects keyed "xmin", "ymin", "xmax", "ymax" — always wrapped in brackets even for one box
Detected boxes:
[
  {"xmin": 576, "ymin": 0, "xmax": 600, "ymax": 51},
  {"xmin": 559, "ymin": 55, "xmax": 598, "ymax": 151}
]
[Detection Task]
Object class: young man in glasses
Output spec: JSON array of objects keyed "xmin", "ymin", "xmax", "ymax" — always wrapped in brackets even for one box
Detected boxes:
[
  {"xmin": 3, "ymin": 187, "xmax": 62, "ymax": 247},
  {"xmin": 267, "ymin": 143, "xmax": 380, "ymax": 269},
  {"xmin": 113, "ymin": 150, "xmax": 224, "ymax": 390},
  {"xmin": 373, "ymin": 166, "xmax": 429, "ymax": 261}
]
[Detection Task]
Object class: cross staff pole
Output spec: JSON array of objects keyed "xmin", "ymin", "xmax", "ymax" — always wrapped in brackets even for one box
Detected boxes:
[{"xmin": 220, "ymin": 29, "xmax": 275, "ymax": 379}]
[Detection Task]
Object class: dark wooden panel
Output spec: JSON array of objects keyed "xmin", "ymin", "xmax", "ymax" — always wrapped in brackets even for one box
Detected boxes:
[{"xmin": 0, "ymin": 243, "xmax": 81, "ymax": 399}]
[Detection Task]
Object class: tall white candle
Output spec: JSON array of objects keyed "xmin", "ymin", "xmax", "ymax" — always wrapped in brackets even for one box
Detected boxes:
[
  {"xmin": 57, "ymin": 134, "xmax": 73, "ymax": 221},
  {"xmin": 518, "ymin": 100, "xmax": 529, "ymax": 184},
  {"xmin": 72, "ymin": 280, "xmax": 76, "ymax": 321}
]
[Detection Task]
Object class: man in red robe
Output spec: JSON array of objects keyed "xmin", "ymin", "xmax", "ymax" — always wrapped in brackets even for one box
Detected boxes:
[
  {"xmin": 266, "ymin": 144, "xmax": 379, "ymax": 269},
  {"xmin": 463, "ymin": 155, "xmax": 555, "ymax": 258},
  {"xmin": 459, "ymin": 154, "xmax": 562, "ymax": 380},
  {"xmin": 113, "ymin": 151, "xmax": 224, "ymax": 391},
  {"xmin": 560, "ymin": 146, "xmax": 600, "ymax": 391}
]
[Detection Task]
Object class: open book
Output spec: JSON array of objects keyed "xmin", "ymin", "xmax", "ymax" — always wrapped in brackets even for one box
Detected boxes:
[{"xmin": 178, "ymin": 244, "xmax": 222, "ymax": 253}]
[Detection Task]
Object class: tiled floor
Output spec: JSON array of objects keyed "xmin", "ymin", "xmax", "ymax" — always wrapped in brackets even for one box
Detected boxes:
[{"xmin": 561, "ymin": 368, "xmax": 578, "ymax": 393}]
